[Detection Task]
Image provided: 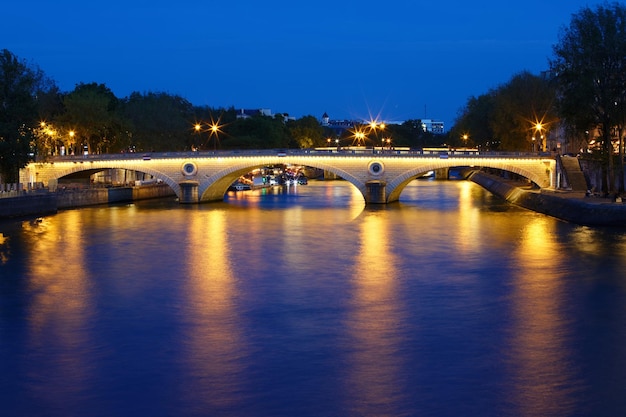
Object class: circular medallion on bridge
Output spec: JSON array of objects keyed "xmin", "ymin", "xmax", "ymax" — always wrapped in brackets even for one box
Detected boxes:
[
  {"xmin": 181, "ymin": 162, "xmax": 198, "ymax": 177},
  {"xmin": 368, "ymin": 161, "xmax": 384, "ymax": 176}
]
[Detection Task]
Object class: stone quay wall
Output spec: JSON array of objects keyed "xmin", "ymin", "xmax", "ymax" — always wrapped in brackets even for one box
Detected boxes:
[
  {"xmin": 469, "ymin": 171, "xmax": 626, "ymax": 227},
  {"xmin": 1, "ymin": 184, "xmax": 175, "ymax": 219},
  {"xmin": 0, "ymin": 193, "xmax": 58, "ymax": 219},
  {"xmin": 57, "ymin": 184, "xmax": 175, "ymax": 208}
]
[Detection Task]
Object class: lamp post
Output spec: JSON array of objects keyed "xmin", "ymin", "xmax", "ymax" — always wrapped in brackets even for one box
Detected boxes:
[
  {"xmin": 68, "ymin": 130, "xmax": 75, "ymax": 156},
  {"xmin": 355, "ymin": 131, "xmax": 365, "ymax": 146},
  {"xmin": 534, "ymin": 123, "xmax": 544, "ymax": 152},
  {"xmin": 194, "ymin": 121, "xmax": 221, "ymax": 151},
  {"xmin": 369, "ymin": 120, "xmax": 385, "ymax": 149},
  {"xmin": 194, "ymin": 123, "xmax": 201, "ymax": 151},
  {"xmin": 209, "ymin": 122, "xmax": 219, "ymax": 151}
]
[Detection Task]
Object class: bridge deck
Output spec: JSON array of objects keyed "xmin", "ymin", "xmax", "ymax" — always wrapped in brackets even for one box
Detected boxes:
[{"xmin": 22, "ymin": 149, "xmax": 558, "ymax": 205}]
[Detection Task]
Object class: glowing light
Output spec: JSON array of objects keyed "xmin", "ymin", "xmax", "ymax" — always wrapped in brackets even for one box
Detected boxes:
[
  {"xmin": 194, "ymin": 117, "xmax": 224, "ymax": 150},
  {"xmin": 351, "ymin": 126, "xmax": 367, "ymax": 146}
]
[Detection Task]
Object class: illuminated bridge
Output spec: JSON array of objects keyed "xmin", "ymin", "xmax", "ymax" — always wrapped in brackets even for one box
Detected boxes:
[{"xmin": 21, "ymin": 149, "xmax": 558, "ymax": 204}]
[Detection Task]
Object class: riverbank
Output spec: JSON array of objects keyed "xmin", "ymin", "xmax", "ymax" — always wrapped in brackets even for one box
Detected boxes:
[
  {"xmin": 468, "ymin": 171, "xmax": 626, "ymax": 227},
  {"xmin": 0, "ymin": 184, "xmax": 175, "ymax": 219}
]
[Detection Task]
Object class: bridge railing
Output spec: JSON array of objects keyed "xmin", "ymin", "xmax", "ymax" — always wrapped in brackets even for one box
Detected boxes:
[{"xmin": 40, "ymin": 148, "xmax": 553, "ymax": 162}]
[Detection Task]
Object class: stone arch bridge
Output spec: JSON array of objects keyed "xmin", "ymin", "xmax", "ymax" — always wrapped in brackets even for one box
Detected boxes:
[{"xmin": 22, "ymin": 149, "xmax": 557, "ymax": 204}]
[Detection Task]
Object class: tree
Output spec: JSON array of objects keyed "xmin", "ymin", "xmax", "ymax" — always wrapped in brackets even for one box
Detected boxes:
[
  {"xmin": 227, "ymin": 115, "xmax": 290, "ymax": 149},
  {"xmin": 491, "ymin": 71, "xmax": 557, "ymax": 152},
  {"xmin": 0, "ymin": 49, "xmax": 51, "ymax": 182},
  {"xmin": 121, "ymin": 92, "xmax": 195, "ymax": 152},
  {"xmin": 550, "ymin": 2, "xmax": 626, "ymax": 193},
  {"xmin": 59, "ymin": 82, "xmax": 126, "ymax": 154},
  {"xmin": 450, "ymin": 72, "xmax": 557, "ymax": 152},
  {"xmin": 287, "ymin": 115, "xmax": 325, "ymax": 148},
  {"xmin": 449, "ymin": 93, "xmax": 497, "ymax": 151}
]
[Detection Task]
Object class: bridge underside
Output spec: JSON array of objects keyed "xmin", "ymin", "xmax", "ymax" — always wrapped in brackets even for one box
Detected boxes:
[{"xmin": 21, "ymin": 154, "xmax": 556, "ymax": 205}]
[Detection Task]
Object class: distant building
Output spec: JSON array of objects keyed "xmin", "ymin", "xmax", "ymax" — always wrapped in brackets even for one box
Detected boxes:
[
  {"xmin": 320, "ymin": 112, "xmax": 356, "ymax": 135},
  {"xmin": 236, "ymin": 108, "xmax": 295, "ymax": 122},
  {"xmin": 321, "ymin": 112, "xmax": 443, "ymax": 134},
  {"xmin": 236, "ymin": 108, "xmax": 273, "ymax": 119},
  {"xmin": 420, "ymin": 119, "xmax": 445, "ymax": 134}
]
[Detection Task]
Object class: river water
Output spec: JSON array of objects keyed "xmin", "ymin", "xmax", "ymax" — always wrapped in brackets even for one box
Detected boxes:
[{"xmin": 1, "ymin": 179, "xmax": 626, "ymax": 417}]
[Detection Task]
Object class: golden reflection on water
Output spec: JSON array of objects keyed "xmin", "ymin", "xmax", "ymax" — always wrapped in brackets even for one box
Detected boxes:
[
  {"xmin": 455, "ymin": 181, "xmax": 482, "ymax": 255},
  {"xmin": 345, "ymin": 210, "xmax": 406, "ymax": 414},
  {"xmin": 182, "ymin": 208, "xmax": 244, "ymax": 410},
  {"xmin": 21, "ymin": 210, "xmax": 93, "ymax": 401},
  {"xmin": 508, "ymin": 216, "xmax": 577, "ymax": 415},
  {"xmin": 0, "ymin": 232, "xmax": 8, "ymax": 265}
]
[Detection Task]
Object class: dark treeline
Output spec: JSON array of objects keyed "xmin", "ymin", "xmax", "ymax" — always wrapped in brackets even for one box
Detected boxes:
[
  {"xmin": 450, "ymin": 2, "xmax": 626, "ymax": 193},
  {"xmin": 0, "ymin": 48, "xmax": 449, "ymax": 182}
]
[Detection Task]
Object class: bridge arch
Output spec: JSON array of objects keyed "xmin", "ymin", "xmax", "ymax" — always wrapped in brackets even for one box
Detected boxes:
[
  {"xmin": 35, "ymin": 160, "xmax": 183, "ymax": 197},
  {"xmin": 197, "ymin": 156, "xmax": 369, "ymax": 202},
  {"xmin": 385, "ymin": 159, "xmax": 552, "ymax": 203}
]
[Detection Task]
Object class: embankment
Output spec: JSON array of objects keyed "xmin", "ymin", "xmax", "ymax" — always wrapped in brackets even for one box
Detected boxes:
[
  {"xmin": 1, "ymin": 184, "xmax": 175, "ymax": 219},
  {"xmin": 0, "ymin": 193, "xmax": 58, "ymax": 219},
  {"xmin": 468, "ymin": 171, "xmax": 626, "ymax": 227},
  {"xmin": 56, "ymin": 184, "xmax": 175, "ymax": 209}
]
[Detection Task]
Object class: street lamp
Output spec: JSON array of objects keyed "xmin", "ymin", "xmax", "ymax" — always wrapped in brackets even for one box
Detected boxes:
[
  {"xmin": 194, "ymin": 120, "xmax": 222, "ymax": 151},
  {"xmin": 369, "ymin": 120, "xmax": 385, "ymax": 148},
  {"xmin": 193, "ymin": 123, "xmax": 201, "ymax": 151},
  {"xmin": 355, "ymin": 131, "xmax": 366, "ymax": 146},
  {"xmin": 209, "ymin": 122, "xmax": 220, "ymax": 151},
  {"xmin": 68, "ymin": 130, "xmax": 75, "ymax": 156},
  {"xmin": 534, "ymin": 122, "xmax": 545, "ymax": 152}
]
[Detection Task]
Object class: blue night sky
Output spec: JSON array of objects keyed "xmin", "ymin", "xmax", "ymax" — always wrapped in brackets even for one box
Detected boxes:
[{"xmin": 4, "ymin": 0, "xmax": 595, "ymax": 129}]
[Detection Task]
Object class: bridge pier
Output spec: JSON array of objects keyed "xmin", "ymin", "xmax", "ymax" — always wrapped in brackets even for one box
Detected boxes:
[
  {"xmin": 365, "ymin": 180, "xmax": 387, "ymax": 204},
  {"xmin": 434, "ymin": 168, "xmax": 450, "ymax": 180},
  {"xmin": 323, "ymin": 170, "xmax": 340, "ymax": 180},
  {"xmin": 179, "ymin": 181, "xmax": 199, "ymax": 203}
]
